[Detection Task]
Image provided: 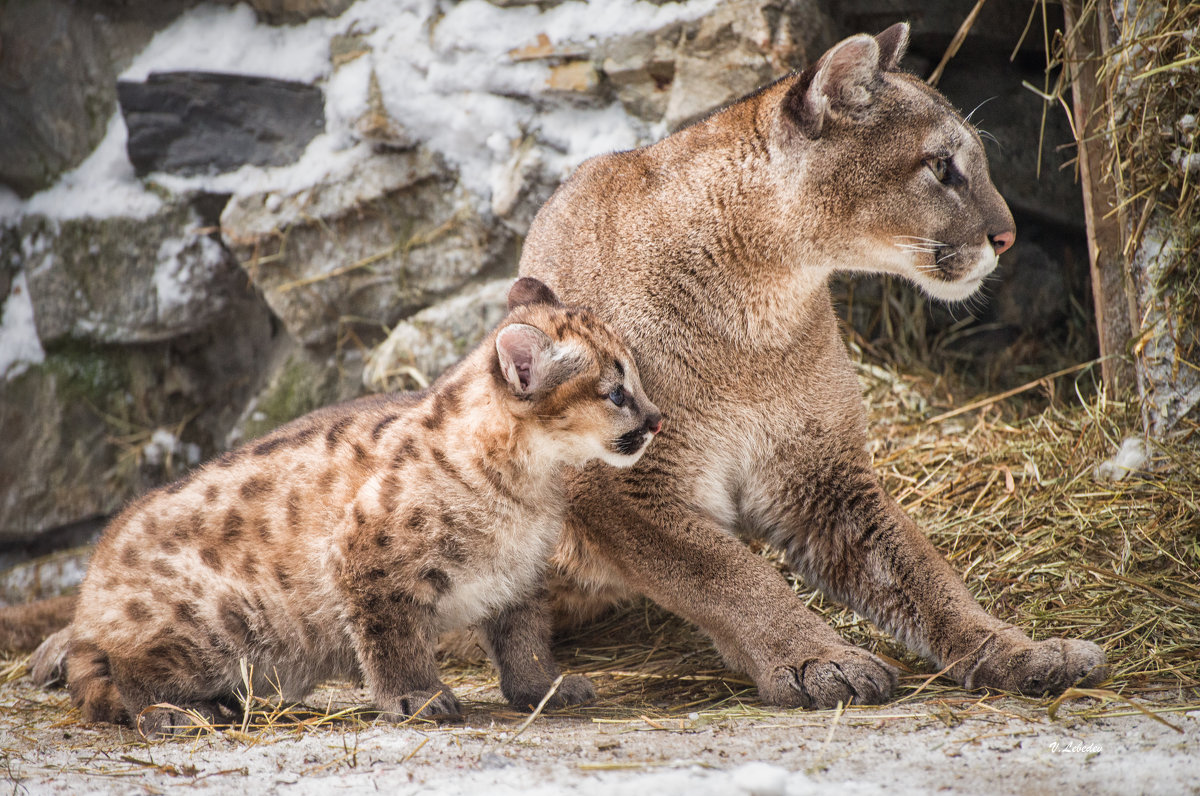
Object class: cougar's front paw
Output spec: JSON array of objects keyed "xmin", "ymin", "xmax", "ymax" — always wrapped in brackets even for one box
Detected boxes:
[
  {"xmin": 761, "ymin": 647, "xmax": 898, "ymax": 709},
  {"xmin": 964, "ymin": 629, "xmax": 1108, "ymax": 696},
  {"xmin": 505, "ymin": 673, "xmax": 596, "ymax": 712},
  {"xmin": 378, "ymin": 686, "xmax": 463, "ymax": 723}
]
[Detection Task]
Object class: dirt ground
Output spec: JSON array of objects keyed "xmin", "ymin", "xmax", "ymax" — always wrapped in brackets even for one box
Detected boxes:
[{"xmin": 2, "ymin": 668, "xmax": 1197, "ymax": 796}]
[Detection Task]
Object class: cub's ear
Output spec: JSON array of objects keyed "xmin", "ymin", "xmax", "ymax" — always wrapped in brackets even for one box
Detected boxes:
[
  {"xmin": 495, "ymin": 323, "xmax": 566, "ymax": 397},
  {"xmin": 507, "ymin": 277, "xmax": 562, "ymax": 311},
  {"xmin": 783, "ymin": 33, "xmax": 881, "ymax": 139},
  {"xmin": 875, "ymin": 22, "xmax": 909, "ymax": 72}
]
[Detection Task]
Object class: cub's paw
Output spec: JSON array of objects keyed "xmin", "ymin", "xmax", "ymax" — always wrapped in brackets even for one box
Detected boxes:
[
  {"xmin": 505, "ymin": 673, "xmax": 596, "ymax": 712},
  {"xmin": 965, "ymin": 630, "xmax": 1108, "ymax": 696},
  {"xmin": 760, "ymin": 647, "xmax": 898, "ymax": 709},
  {"xmin": 378, "ymin": 686, "xmax": 463, "ymax": 723}
]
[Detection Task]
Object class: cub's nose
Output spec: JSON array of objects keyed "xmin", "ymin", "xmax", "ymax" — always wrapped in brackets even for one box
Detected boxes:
[
  {"xmin": 989, "ymin": 230, "xmax": 1015, "ymax": 256},
  {"xmin": 644, "ymin": 414, "xmax": 663, "ymax": 436}
]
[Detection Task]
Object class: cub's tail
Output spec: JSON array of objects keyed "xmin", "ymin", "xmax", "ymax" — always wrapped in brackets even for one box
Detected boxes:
[
  {"xmin": 0, "ymin": 594, "xmax": 76, "ymax": 656},
  {"xmin": 30, "ymin": 626, "xmax": 72, "ymax": 686}
]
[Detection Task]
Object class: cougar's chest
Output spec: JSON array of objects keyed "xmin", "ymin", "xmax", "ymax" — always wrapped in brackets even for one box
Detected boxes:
[{"xmin": 433, "ymin": 508, "xmax": 561, "ymax": 631}]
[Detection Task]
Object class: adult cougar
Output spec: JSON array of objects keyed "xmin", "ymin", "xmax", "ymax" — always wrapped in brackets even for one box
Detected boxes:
[{"xmin": 519, "ymin": 23, "xmax": 1106, "ymax": 707}]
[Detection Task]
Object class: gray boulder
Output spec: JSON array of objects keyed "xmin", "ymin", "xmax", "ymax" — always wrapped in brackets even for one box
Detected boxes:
[
  {"xmin": 17, "ymin": 201, "xmax": 238, "ymax": 346},
  {"xmin": 118, "ymin": 72, "xmax": 326, "ymax": 177},
  {"xmin": 222, "ymin": 148, "xmax": 512, "ymax": 347}
]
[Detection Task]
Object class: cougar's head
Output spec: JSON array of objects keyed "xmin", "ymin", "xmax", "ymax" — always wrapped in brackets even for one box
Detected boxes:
[
  {"xmin": 495, "ymin": 278, "xmax": 662, "ymax": 468},
  {"xmin": 774, "ymin": 23, "xmax": 1016, "ymax": 302}
]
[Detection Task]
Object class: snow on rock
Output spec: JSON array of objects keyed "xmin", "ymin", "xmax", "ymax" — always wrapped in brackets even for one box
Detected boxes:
[
  {"xmin": 17, "ymin": 113, "xmax": 163, "ymax": 223},
  {"xmin": 0, "ymin": 272, "xmax": 46, "ymax": 381}
]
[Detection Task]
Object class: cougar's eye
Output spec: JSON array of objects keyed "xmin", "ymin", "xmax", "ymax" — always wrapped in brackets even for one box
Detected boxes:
[
  {"xmin": 926, "ymin": 156, "xmax": 949, "ymax": 183},
  {"xmin": 608, "ymin": 386, "xmax": 626, "ymax": 407}
]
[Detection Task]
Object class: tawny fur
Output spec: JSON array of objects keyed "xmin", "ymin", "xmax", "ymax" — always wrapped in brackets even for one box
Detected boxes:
[
  {"xmin": 518, "ymin": 23, "xmax": 1107, "ymax": 707},
  {"xmin": 33, "ymin": 280, "xmax": 661, "ymax": 736}
]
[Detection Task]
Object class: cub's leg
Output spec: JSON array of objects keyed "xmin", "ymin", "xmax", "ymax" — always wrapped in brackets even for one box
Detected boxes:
[
  {"xmin": 70, "ymin": 633, "xmax": 238, "ymax": 739},
  {"xmin": 343, "ymin": 585, "xmax": 461, "ymax": 721},
  {"xmin": 759, "ymin": 445, "xmax": 1108, "ymax": 697},
  {"xmin": 479, "ymin": 586, "xmax": 595, "ymax": 711},
  {"xmin": 561, "ymin": 469, "xmax": 898, "ymax": 710}
]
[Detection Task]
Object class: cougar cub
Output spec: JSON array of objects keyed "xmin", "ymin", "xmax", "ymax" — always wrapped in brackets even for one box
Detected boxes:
[{"xmin": 43, "ymin": 278, "xmax": 661, "ymax": 737}]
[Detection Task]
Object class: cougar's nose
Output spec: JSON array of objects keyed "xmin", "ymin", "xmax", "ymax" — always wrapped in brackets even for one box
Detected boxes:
[
  {"xmin": 989, "ymin": 230, "xmax": 1015, "ymax": 256},
  {"xmin": 645, "ymin": 414, "xmax": 663, "ymax": 435}
]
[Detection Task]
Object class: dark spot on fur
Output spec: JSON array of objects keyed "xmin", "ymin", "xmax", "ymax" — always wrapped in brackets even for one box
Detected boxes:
[
  {"xmin": 430, "ymin": 448, "xmax": 470, "ymax": 491},
  {"xmin": 240, "ymin": 552, "xmax": 259, "ymax": 577},
  {"xmin": 354, "ymin": 505, "xmax": 368, "ymax": 528},
  {"xmin": 422, "ymin": 568, "xmax": 451, "ymax": 594},
  {"xmin": 392, "ymin": 436, "xmax": 418, "ymax": 467},
  {"xmin": 374, "ymin": 531, "xmax": 390, "ymax": 548},
  {"xmin": 222, "ymin": 511, "xmax": 244, "ymax": 543},
  {"xmin": 252, "ymin": 515, "xmax": 271, "ymax": 542},
  {"xmin": 318, "ymin": 469, "xmax": 336, "ymax": 492},
  {"xmin": 388, "ymin": 590, "xmax": 416, "ymax": 605},
  {"xmin": 219, "ymin": 596, "xmax": 253, "ymax": 645},
  {"xmin": 352, "ymin": 442, "xmax": 369, "ymax": 463},
  {"xmin": 153, "ymin": 558, "xmax": 177, "ymax": 578},
  {"xmin": 274, "ymin": 563, "xmax": 291, "ymax": 589},
  {"xmin": 241, "ymin": 476, "xmax": 273, "ymax": 500},
  {"xmin": 173, "ymin": 602, "xmax": 199, "ymax": 625},
  {"xmin": 200, "ymin": 547, "xmax": 224, "ymax": 572},
  {"xmin": 478, "ymin": 460, "xmax": 518, "ymax": 502},
  {"xmin": 379, "ymin": 473, "xmax": 401, "ymax": 515},
  {"xmin": 205, "ymin": 484, "xmax": 220, "ymax": 502},
  {"xmin": 368, "ymin": 568, "xmax": 387, "ymax": 580},
  {"xmin": 437, "ymin": 534, "xmax": 467, "ymax": 564},
  {"xmin": 214, "ymin": 450, "xmax": 238, "ymax": 468},
  {"xmin": 253, "ymin": 424, "xmax": 319, "ymax": 456},
  {"xmin": 422, "ymin": 384, "xmax": 462, "ymax": 431},
  {"xmin": 286, "ymin": 491, "xmax": 302, "ymax": 529},
  {"xmin": 326, "ymin": 415, "xmax": 354, "ymax": 451},
  {"xmin": 120, "ymin": 545, "xmax": 140, "ymax": 568},
  {"xmin": 124, "ymin": 600, "xmax": 150, "ymax": 622},
  {"xmin": 371, "ymin": 413, "xmax": 400, "ymax": 441}
]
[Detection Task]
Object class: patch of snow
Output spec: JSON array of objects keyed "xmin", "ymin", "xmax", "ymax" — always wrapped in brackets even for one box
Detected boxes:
[
  {"xmin": 0, "ymin": 187, "xmax": 21, "ymax": 218},
  {"xmin": 6, "ymin": 0, "xmax": 716, "ymax": 225},
  {"xmin": 1095, "ymin": 437, "xmax": 1149, "ymax": 481},
  {"xmin": 0, "ymin": 272, "xmax": 46, "ymax": 381},
  {"xmin": 120, "ymin": 3, "xmax": 339, "ymax": 84},
  {"xmin": 142, "ymin": 428, "xmax": 199, "ymax": 468},
  {"xmin": 14, "ymin": 114, "xmax": 163, "ymax": 222}
]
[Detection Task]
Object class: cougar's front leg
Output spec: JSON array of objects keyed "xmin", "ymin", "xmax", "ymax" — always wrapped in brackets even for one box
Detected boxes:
[
  {"xmin": 570, "ymin": 471, "xmax": 897, "ymax": 709},
  {"xmin": 479, "ymin": 584, "xmax": 595, "ymax": 712},
  {"xmin": 763, "ymin": 448, "xmax": 1108, "ymax": 696},
  {"xmin": 343, "ymin": 584, "xmax": 462, "ymax": 721}
]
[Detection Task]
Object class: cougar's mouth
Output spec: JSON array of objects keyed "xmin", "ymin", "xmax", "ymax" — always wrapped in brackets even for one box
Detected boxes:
[{"xmin": 614, "ymin": 429, "xmax": 649, "ymax": 456}]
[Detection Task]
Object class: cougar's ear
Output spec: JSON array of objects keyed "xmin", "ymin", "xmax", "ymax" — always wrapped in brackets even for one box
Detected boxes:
[
  {"xmin": 507, "ymin": 277, "xmax": 562, "ymax": 311},
  {"xmin": 875, "ymin": 22, "xmax": 909, "ymax": 72},
  {"xmin": 783, "ymin": 33, "xmax": 881, "ymax": 139},
  {"xmin": 496, "ymin": 323, "xmax": 569, "ymax": 397}
]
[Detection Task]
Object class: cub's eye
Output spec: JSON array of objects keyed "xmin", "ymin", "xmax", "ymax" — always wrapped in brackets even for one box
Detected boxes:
[
  {"xmin": 926, "ymin": 156, "xmax": 950, "ymax": 183},
  {"xmin": 608, "ymin": 386, "xmax": 626, "ymax": 407}
]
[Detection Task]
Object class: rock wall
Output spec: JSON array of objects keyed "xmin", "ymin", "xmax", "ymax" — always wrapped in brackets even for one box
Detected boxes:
[{"xmin": 0, "ymin": 0, "xmax": 1088, "ymax": 555}]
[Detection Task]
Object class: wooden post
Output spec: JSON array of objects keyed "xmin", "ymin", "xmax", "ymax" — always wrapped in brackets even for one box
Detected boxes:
[{"xmin": 1061, "ymin": 1, "xmax": 1137, "ymax": 396}]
